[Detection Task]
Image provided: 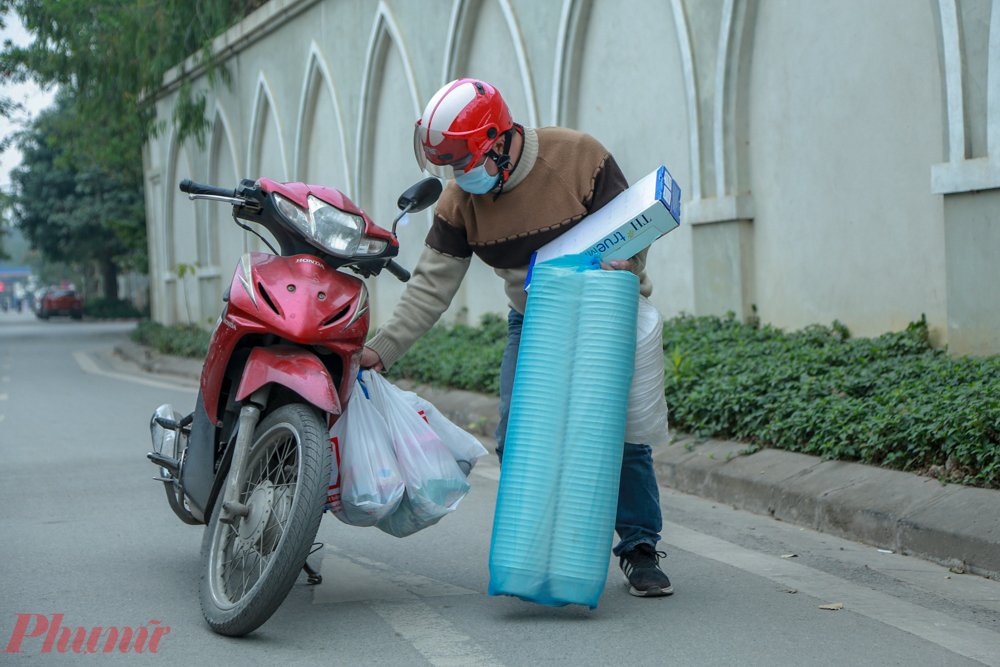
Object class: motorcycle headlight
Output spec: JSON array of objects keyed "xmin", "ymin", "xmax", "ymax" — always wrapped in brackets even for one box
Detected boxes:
[{"xmin": 275, "ymin": 193, "xmax": 365, "ymax": 257}]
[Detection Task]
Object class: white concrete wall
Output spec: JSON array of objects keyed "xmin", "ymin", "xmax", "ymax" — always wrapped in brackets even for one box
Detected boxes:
[
  {"xmin": 143, "ymin": 0, "xmax": 995, "ymax": 352},
  {"xmin": 747, "ymin": 0, "xmax": 947, "ymax": 338}
]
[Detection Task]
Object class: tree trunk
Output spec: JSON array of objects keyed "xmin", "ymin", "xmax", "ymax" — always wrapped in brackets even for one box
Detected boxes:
[{"xmin": 100, "ymin": 255, "xmax": 119, "ymax": 300}]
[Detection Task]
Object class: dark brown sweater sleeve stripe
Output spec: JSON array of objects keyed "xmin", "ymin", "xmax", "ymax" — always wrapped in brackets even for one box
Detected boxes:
[
  {"xmin": 586, "ymin": 153, "xmax": 629, "ymax": 215},
  {"xmin": 425, "ymin": 214, "xmax": 473, "ymax": 258}
]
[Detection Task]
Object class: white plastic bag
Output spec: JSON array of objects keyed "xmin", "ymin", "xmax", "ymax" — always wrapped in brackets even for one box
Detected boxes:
[
  {"xmin": 362, "ymin": 372, "xmax": 470, "ymax": 526},
  {"xmin": 375, "ymin": 493, "xmax": 446, "ymax": 538},
  {"xmin": 327, "ymin": 379, "xmax": 405, "ymax": 526},
  {"xmin": 399, "ymin": 392, "xmax": 489, "ymax": 473},
  {"xmin": 624, "ymin": 296, "xmax": 670, "ymax": 446}
]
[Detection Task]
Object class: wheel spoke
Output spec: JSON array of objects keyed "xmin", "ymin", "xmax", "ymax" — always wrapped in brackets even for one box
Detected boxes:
[{"xmin": 209, "ymin": 415, "xmax": 317, "ymax": 613}]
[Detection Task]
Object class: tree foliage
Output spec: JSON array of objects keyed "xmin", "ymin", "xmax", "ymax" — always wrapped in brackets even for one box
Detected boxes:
[
  {"xmin": 11, "ymin": 96, "xmax": 146, "ymax": 298},
  {"xmin": 1, "ymin": 1, "xmax": 265, "ymax": 178},
  {"xmin": 0, "ymin": 0, "xmax": 266, "ymax": 275}
]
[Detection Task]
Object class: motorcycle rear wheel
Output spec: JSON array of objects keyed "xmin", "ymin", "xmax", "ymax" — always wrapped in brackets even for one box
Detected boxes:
[{"xmin": 199, "ymin": 403, "xmax": 329, "ymax": 636}]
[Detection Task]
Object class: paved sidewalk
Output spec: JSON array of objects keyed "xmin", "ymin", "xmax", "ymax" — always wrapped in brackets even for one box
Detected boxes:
[{"xmin": 113, "ymin": 339, "xmax": 1000, "ymax": 580}]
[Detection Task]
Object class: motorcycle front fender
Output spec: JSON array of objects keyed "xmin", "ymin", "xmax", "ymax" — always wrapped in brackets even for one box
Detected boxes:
[
  {"xmin": 235, "ymin": 345, "xmax": 341, "ymax": 415},
  {"xmin": 179, "ymin": 391, "xmax": 218, "ymax": 523}
]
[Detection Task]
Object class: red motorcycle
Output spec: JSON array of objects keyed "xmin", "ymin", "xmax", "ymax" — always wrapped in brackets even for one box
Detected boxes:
[{"xmin": 147, "ymin": 175, "xmax": 441, "ymax": 636}]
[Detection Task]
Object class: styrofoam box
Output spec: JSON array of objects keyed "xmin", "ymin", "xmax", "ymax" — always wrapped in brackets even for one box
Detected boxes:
[{"xmin": 525, "ymin": 166, "xmax": 681, "ymax": 290}]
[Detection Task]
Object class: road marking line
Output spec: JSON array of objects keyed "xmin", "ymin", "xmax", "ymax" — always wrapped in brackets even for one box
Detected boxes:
[
  {"xmin": 315, "ymin": 551, "xmax": 501, "ymax": 666},
  {"xmin": 72, "ymin": 351, "xmax": 197, "ymax": 394},
  {"xmin": 369, "ymin": 600, "xmax": 504, "ymax": 667},
  {"xmin": 313, "ymin": 553, "xmax": 477, "ymax": 604},
  {"xmin": 660, "ymin": 520, "xmax": 1000, "ymax": 666}
]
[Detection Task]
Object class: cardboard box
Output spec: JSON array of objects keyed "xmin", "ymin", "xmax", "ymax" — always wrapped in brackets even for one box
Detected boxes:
[{"xmin": 525, "ymin": 166, "xmax": 680, "ymax": 290}]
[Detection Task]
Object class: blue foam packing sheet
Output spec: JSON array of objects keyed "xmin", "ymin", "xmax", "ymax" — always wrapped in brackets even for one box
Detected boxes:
[{"xmin": 488, "ymin": 254, "xmax": 638, "ymax": 608}]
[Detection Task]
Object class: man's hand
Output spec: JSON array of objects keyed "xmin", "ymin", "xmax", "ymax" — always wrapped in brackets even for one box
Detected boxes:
[
  {"xmin": 360, "ymin": 346, "xmax": 384, "ymax": 372},
  {"xmin": 599, "ymin": 259, "xmax": 633, "ymax": 272}
]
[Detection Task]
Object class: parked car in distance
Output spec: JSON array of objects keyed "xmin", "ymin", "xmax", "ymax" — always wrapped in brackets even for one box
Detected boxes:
[{"xmin": 37, "ymin": 288, "xmax": 83, "ymax": 320}]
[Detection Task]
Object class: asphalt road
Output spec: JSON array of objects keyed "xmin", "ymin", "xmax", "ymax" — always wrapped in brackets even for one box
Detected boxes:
[{"xmin": 2, "ymin": 309, "xmax": 999, "ymax": 666}]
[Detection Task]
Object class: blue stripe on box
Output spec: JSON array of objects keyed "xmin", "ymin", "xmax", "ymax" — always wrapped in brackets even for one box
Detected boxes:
[
  {"xmin": 655, "ymin": 166, "xmax": 666, "ymax": 203},
  {"xmin": 670, "ymin": 179, "xmax": 681, "ymax": 223},
  {"xmin": 524, "ymin": 252, "xmax": 538, "ymax": 291}
]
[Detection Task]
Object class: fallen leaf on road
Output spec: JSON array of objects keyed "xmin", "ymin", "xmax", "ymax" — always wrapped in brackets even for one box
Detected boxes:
[
  {"xmin": 950, "ymin": 561, "xmax": 966, "ymax": 574},
  {"xmin": 818, "ymin": 603, "xmax": 843, "ymax": 611},
  {"xmin": 781, "ymin": 554, "xmax": 797, "ymax": 559},
  {"xmin": 782, "ymin": 589, "xmax": 797, "ymax": 594}
]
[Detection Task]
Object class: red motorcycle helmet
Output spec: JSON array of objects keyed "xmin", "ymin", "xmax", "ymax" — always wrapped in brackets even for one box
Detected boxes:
[{"xmin": 414, "ymin": 79, "xmax": 513, "ymax": 178}]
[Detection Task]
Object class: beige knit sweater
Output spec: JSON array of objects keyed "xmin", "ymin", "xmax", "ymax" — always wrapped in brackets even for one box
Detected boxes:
[{"xmin": 366, "ymin": 127, "xmax": 652, "ymax": 370}]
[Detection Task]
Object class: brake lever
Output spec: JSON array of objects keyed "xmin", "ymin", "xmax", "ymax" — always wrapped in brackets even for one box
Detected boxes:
[{"xmin": 187, "ymin": 193, "xmax": 246, "ymax": 206}]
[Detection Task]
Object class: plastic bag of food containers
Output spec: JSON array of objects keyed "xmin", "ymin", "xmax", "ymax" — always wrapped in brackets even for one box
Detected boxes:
[
  {"xmin": 327, "ymin": 379, "xmax": 405, "ymax": 526},
  {"xmin": 399, "ymin": 392, "xmax": 489, "ymax": 475},
  {"xmin": 361, "ymin": 371, "xmax": 471, "ymax": 537}
]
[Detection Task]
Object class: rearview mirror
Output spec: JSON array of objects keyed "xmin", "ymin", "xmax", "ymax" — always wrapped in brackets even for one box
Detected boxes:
[{"xmin": 397, "ymin": 178, "xmax": 443, "ymax": 214}]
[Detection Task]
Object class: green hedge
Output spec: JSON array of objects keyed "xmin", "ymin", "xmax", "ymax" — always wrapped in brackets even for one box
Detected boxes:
[
  {"xmin": 664, "ymin": 315, "xmax": 999, "ymax": 488},
  {"xmin": 386, "ymin": 313, "xmax": 507, "ymax": 395},
  {"xmin": 84, "ymin": 297, "xmax": 142, "ymax": 319},
  {"xmin": 389, "ymin": 312, "xmax": 999, "ymax": 488},
  {"xmin": 130, "ymin": 320, "xmax": 211, "ymax": 359}
]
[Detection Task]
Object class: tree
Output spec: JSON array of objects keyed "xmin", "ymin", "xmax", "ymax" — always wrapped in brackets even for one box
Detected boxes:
[
  {"xmin": 0, "ymin": 190, "xmax": 13, "ymax": 260},
  {"xmin": 0, "ymin": 1, "xmax": 266, "ymax": 272},
  {"xmin": 12, "ymin": 96, "xmax": 145, "ymax": 299},
  {"xmin": 0, "ymin": 1, "xmax": 266, "ymax": 179}
]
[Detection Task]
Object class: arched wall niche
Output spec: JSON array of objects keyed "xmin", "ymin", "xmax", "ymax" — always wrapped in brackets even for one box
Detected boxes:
[
  {"xmin": 552, "ymin": 0, "xmax": 700, "ymax": 198},
  {"xmin": 355, "ymin": 1, "xmax": 427, "ymax": 326},
  {"xmin": 438, "ymin": 0, "xmax": 538, "ymax": 323},
  {"xmin": 247, "ymin": 72, "xmax": 289, "ymax": 181},
  {"xmin": 713, "ymin": 0, "xmax": 758, "ymax": 203},
  {"xmin": 441, "ymin": 0, "xmax": 538, "ymax": 127},
  {"xmin": 988, "ymin": 1, "xmax": 999, "ymax": 160},
  {"xmin": 294, "ymin": 42, "xmax": 351, "ymax": 195},
  {"xmin": 930, "ymin": 0, "xmax": 1000, "ymax": 193},
  {"xmin": 559, "ymin": 0, "xmax": 695, "ymax": 318},
  {"xmin": 747, "ymin": 0, "xmax": 945, "ymax": 336},
  {"xmin": 245, "ymin": 72, "xmax": 287, "ymax": 252},
  {"xmin": 206, "ymin": 103, "xmax": 243, "ymax": 318},
  {"xmin": 166, "ymin": 129, "xmax": 197, "ymax": 324},
  {"xmin": 355, "ymin": 1, "xmax": 422, "ymax": 206}
]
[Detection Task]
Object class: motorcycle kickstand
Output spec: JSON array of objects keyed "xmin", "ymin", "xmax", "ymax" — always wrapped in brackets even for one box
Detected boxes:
[{"xmin": 303, "ymin": 561, "xmax": 322, "ymax": 585}]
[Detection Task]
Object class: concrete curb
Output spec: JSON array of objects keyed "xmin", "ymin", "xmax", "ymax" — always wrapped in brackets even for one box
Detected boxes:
[
  {"xmin": 654, "ymin": 438, "xmax": 1000, "ymax": 580},
  {"xmin": 113, "ymin": 340, "xmax": 1000, "ymax": 580},
  {"xmin": 114, "ymin": 339, "xmax": 205, "ymax": 381}
]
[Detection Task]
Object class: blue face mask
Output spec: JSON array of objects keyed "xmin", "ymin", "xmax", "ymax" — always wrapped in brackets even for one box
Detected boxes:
[{"xmin": 454, "ymin": 163, "xmax": 500, "ymax": 194}]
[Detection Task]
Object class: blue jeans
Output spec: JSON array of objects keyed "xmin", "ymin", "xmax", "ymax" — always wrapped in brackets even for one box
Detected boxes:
[{"xmin": 494, "ymin": 309, "xmax": 663, "ymax": 557}]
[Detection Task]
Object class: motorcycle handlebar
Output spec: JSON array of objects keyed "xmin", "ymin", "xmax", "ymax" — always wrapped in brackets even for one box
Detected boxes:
[
  {"xmin": 385, "ymin": 260, "xmax": 410, "ymax": 282},
  {"xmin": 179, "ymin": 178, "xmax": 236, "ymax": 198}
]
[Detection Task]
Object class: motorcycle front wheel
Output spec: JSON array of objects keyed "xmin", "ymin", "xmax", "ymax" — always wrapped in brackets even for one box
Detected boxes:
[{"xmin": 199, "ymin": 403, "xmax": 330, "ymax": 636}]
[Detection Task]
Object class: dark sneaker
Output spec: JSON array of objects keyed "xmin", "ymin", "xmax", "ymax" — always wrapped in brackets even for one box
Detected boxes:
[{"xmin": 619, "ymin": 543, "xmax": 673, "ymax": 597}]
